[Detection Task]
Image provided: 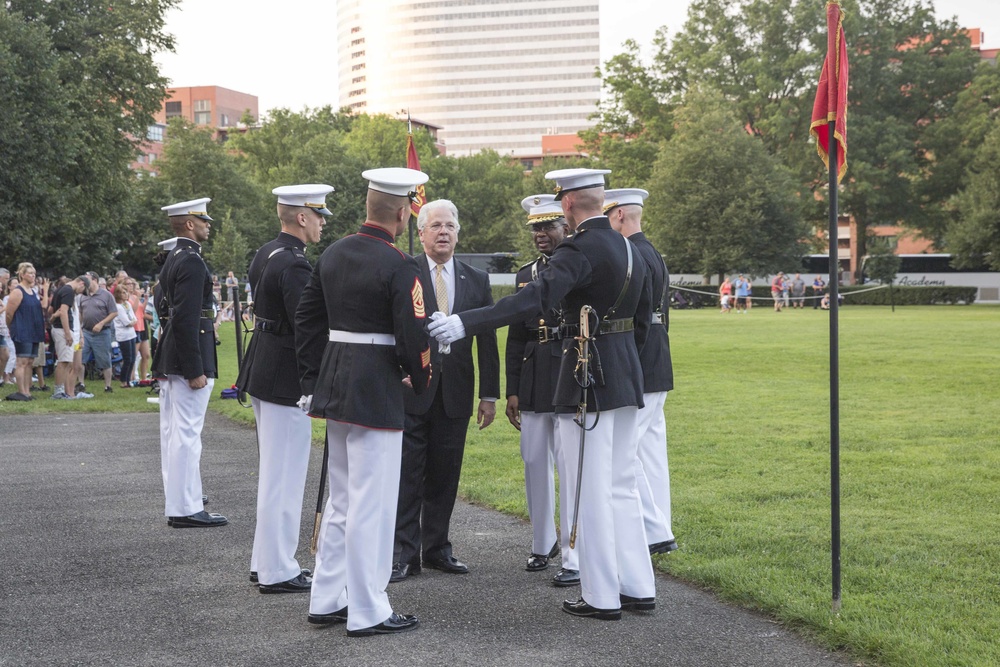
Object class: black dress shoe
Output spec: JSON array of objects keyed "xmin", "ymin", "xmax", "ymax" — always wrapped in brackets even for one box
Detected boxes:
[
  {"xmin": 649, "ymin": 539, "xmax": 678, "ymax": 555},
  {"xmin": 168, "ymin": 510, "xmax": 228, "ymax": 528},
  {"xmin": 423, "ymin": 554, "xmax": 468, "ymax": 574},
  {"xmin": 346, "ymin": 612, "xmax": 419, "ymax": 637},
  {"xmin": 259, "ymin": 572, "xmax": 312, "ymax": 594},
  {"xmin": 620, "ymin": 593, "xmax": 656, "ymax": 611},
  {"xmin": 552, "ymin": 568, "xmax": 580, "ymax": 587},
  {"xmin": 308, "ymin": 606, "xmax": 348, "ymax": 625},
  {"xmin": 389, "ymin": 562, "xmax": 421, "ymax": 583},
  {"xmin": 562, "ymin": 598, "xmax": 621, "ymax": 621},
  {"xmin": 526, "ymin": 541, "xmax": 560, "ymax": 572},
  {"xmin": 252, "ymin": 567, "xmax": 309, "ymax": 584}
]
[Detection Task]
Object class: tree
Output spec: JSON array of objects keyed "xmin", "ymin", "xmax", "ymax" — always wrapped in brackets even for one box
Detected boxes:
[
  {"xmin": 205, "ymin": 211, "xmax": 251, "ymax": 279},
  {"xmin": 1, "ymin": 0, "xmax": 178, "ymax": 273},
  {"xmin": 841, "ymin": 0, "xmax": 979, "ymax": 279},
  {"xmin": 644, "ymin": 89, "xmax": 807, "ymax": 280},
  {"xmin": 947, "ymin": 119, "xmax": 1000, "ymax": 270},
  {"xmin": 153, "ymin": 118, "xmax": 271, "ymax": 257},
  {"xmin": 423, "ymin": 151, "xmax": 527, "ymax": 254},
  {"xmin": 862, "ymin": 236, "xmax": 902, "ymax": 310}
]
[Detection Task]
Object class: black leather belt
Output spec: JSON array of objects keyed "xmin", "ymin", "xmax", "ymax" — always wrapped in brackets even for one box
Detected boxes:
[
  {"xmin": 163, "ymin": 308, "xmax": 216, "ymax": 321},
  {"xmin": 560, "ymin": 317, "xmax": 634, "ymax": 337},
  {"xmin": 526, "ymin": 325, "xmax": 562, "ymax": 343},
  {"xmin": 254, "ymin": 317, "xmax": 290, "ymax": 335}
]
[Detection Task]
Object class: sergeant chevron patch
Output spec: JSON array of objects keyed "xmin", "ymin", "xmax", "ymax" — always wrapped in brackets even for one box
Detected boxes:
[{"xmin": 411, "ymin": 277, "xmax": 426, "ymax": 318}]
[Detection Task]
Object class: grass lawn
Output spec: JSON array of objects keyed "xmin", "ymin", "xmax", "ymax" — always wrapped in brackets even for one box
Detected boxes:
[{"xmin": 6, "ymin": 306, "xmax": 998, "ymax": 666}]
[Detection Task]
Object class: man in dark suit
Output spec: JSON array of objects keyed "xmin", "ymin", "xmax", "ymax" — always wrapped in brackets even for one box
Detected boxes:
[
  {"xmin": 605, "ymin": 188, "xmax": 677, "ymax": 556},
  {"xmin": 236, "ymin": 184, "xmax": 333, "ymax": 594},
  {"xmin": 152, "ymin": 198, "xmax": 227, "ymax": 529},
  {"xmin": 391, "ymin": 199, "xmax": 500, "ymax": 582},
  {"xmin": 429, "ymin": 169, "xmax": 656, "ymax": 621}
]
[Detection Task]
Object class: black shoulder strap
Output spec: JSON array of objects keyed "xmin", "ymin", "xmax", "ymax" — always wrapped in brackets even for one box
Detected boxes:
[{"xmin": 604, "ymin": 235, "xmax": 634, "ymax": 321}]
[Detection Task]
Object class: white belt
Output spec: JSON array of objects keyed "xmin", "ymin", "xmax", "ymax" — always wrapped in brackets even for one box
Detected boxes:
[{"xmin": 328, "ymin": 329, "xmax": 395, "ymax": 346}]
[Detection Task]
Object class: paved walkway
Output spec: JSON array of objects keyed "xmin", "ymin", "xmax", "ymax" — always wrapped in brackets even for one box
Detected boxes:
[{"xmin": 0, "ymin": 413, "xmax": 853, "ymax": 666}]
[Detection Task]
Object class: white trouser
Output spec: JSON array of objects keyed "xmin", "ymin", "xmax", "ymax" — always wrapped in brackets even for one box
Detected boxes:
[
  {"xmin": 309, "ymin": 420, "xmax": 402, "ymax": 631},
  {"xmin": 159, "ymin": 375, "xmax": 213, "ymax": 517},
  {"xmin": 635, "ymin": 391, "xmax": 674, "ymax": 544},
  {"xmin": 558, "ymin": 407, "xmax": 654, "ymax": 610},
  {"xmin": 250, "ymin": 398, "xmax": 312, "ymax": 585},
  {"xmin": 551, "ymin": 413, "xmax": 579, "ymax": 572},
  {"xmin": 519, "ymin": 411, "xmax": 557, "ymax": 555}
]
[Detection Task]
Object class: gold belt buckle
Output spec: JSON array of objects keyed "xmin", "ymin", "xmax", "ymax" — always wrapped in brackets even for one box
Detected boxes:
[{"xmin": 537, "ymin": 319, "xmax": 551, "ymax": 344}]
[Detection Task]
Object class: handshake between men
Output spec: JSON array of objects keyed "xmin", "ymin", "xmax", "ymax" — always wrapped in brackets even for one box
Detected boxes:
[{"xmin": 428, "ymin": 311, "xmax": 466, "ymax": 349}]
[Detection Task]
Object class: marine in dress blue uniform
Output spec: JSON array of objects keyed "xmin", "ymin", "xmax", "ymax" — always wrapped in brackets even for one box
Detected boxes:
[
  {"xmin": 295, "ymin": 168, "xmax": 432, "ymax": 637},
  {"xmin": 236, "ymin": 184, "xmax": 334, "ymax": 593},
  {"xmin": 429, "ymin": 169, "xmax": 657, "ymax": 620},
  {"xmin": 605, "ymin": 188, "xmax": 677, "ymax": 556},
  {"xmin": 505, "ymin": 194, "xmax": 579, "ymax": 584},
  {"xmin": 152, "ymin": 198, "xmax": 227, "ymax": 528}
]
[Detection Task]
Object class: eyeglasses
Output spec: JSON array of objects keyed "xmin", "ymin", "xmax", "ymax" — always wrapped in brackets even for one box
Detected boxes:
[{"xmin": 425, "ymin": 222, "xmax": 458, "ymax": 233}]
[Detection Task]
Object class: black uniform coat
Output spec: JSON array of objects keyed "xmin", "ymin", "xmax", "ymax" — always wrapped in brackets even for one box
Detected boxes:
[
  {"xmin": 236, "ymin": 232, "xmax": 311, "ymax": 407},
  {"xmin": 505, "ymin": 256, "xmax": 562, "ymax": 413},
  {"xmin": 295, "ymin": 223, "xmax": 432, "ymax": 430},
  {"xmin": 402, "ymin": 255, "xmax": 500, "ymax": 418},
  {"xmin": 461, "ymin": 216, "xmax": 651, "ymax": 414},
  {"xmin": 629, "ymin": 232, "xmax": 674, "ymax": 393},
  {"xmin": 151, "ymin": 237, "xmax": 218, "ymax": 380}
]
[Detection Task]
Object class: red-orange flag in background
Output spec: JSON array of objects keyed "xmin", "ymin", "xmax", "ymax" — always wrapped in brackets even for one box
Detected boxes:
[
  {"xmin": 406, "ymin": 133, "xmax": 427, "ymax": 218},
  {"xmin": 810, "ymin": 0, "xmax": 849, "ymax": 182}
]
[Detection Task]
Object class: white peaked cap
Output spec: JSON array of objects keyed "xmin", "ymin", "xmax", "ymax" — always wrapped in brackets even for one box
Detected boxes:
[
  {"xmin": 161, "ymin": 197, "xmax": 212, "ymax": 221},
  {"xmin": 520, "ymin": 194, "xmax": 564, "ymax": 225},
  {"xmin": 362, "ymin": 167, "xmax": 429, "ymax": 197},
  {"xmin": 272, "ymin": 184, "xmax": 335, "ymax": 216},
  {"xmin": 544, "ymin": 168, "xmax": 611, "ymax": 200},
  {"xmin": 603, "ymin": 188, "xmax": 649, "ymax": 213}
]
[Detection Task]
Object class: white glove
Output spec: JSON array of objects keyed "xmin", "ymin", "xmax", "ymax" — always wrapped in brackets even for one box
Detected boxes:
[
  {"xmin": 297, "ymin": 395, "xmax": 313, "ymax": 413},
  {"xmin": 428, "ymin": 312, "xmax": 466, "ymax": 347}
]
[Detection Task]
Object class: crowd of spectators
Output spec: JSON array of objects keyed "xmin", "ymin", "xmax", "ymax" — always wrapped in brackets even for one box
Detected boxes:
[
  {"xmin": 2, "ymin": 264, "xmax": 162, "ymax": 401},
  {"xmin": 716, "ymin": 273, "xmax": 834, "ymax": 314}
]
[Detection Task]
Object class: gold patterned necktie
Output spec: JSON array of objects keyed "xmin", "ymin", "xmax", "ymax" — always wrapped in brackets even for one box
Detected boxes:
[{"xmin": 435, "ymin": 263, "xmax": 449, "ymax": 316}]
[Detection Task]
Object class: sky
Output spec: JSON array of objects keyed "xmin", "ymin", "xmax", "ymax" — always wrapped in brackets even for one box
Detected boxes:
[{"xmin": 157, "ymin": 0, "xmax": 1000, "ymax": 116}]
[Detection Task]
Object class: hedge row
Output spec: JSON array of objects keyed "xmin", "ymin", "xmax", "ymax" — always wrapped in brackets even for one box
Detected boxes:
[{"xmin": 492, "ymin": 283, "xmax": 977, "ymax": 307}]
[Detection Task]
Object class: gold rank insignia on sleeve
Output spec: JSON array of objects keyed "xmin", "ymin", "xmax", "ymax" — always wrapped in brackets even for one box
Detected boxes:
[
  {"xmin": 421, "ymin": 347, "xmax": 431, "ymax": 368},
  {"xmin": 411, "ymin": 277, "xmax": 426, "ymax": 318},
  {"xmin": 518, "ymin": 282, "xmax": 529, "ymax": 288}
]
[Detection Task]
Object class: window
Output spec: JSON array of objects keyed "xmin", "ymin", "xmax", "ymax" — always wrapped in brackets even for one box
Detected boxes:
[
  {"xmin": 194, "ymin": 111, "xmax": 211, "ymax": 125},
  {"xmin": 148, "ymin": 153, "xmax": 156, "ymax": 163},
  {"xmin": 146, "ymin": 125, "xmax": 164, "ymax": 142},
  {"xmin": 136, "ymin": 154, "xmax": 146, "ymax": 164},
  {"xmin": 194, "ymin": 99, "xmax": 211, "ymax": 112},
  {"xmin": 352, "ymin": 76, "xmax": 366, "ymax": 84},
  {"xmin": 351, "ymin": 50, "xmax": 365, "ymax": 58},
  {"xmin": 165, "ymin": 101, "xmax": 182, "ymax": 118},
  {"xmin": 220, "ymin": 113, "xmax": 229, "ymax": 127}
]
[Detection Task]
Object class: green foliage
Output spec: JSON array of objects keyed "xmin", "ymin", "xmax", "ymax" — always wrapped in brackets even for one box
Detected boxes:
[
  {"xmin": 862, "ymin": 236, "xmax": 901, "ymax": 285},
  {"xmin": 424, "ymin": 150, "xmax": 527, "ymax": 254},
  {"xmin": 645, "ymin": 89, "xmax": 808, "ymax": 278},
  {"xmin": 205, "ymin": 211, "xmax": 251, "ymax": 279},
  {"xmin": 841, "ymin": 284, "xmax": 977, "ymax": 305},
  {"xmin": 154, "ymin": 118, "xmax": 271, "ymax": 259},
  {"xmin": 0, "ymin": 0, "xmax": 178, "ymax": 274},
  {"xmin": 947, "ymin": 119, "xmax": 1000, "ymax": 270}
]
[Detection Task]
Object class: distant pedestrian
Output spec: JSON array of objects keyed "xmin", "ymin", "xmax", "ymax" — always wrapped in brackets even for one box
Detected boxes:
[
  {"xmin": 5, "ymin": 263, "xmax": 48, "ymax": 401},
  {"xmin": 734, "ymin": 274, "xmax": 751, "ymax": 314},
  {"xmin": 719, "ymin": 277, "xmax": 733, "ymax": 314},
  {"xmin": 791, "ymin": 273, "xmax": 806, "ymax": 308},
  {"xmin": 113, "ymin": 280, "xmax": 138, "ymax": 388},
  {"xmin": 812, "ymin": 275, "xmax": 826, "ymax": 309},
  {"xmin": 771, "ymin": 272, "xmax": 785, "ymax": 312}
]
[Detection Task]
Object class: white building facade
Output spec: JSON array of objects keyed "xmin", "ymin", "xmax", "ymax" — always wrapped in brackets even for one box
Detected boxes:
[{"xmin": 337, "ymin": 0, "xmax": 600, "ymax": 157}]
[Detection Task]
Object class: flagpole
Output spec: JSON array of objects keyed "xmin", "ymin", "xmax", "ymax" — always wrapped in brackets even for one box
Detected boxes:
[
  {"xmin": 407, "ymin": 108, "xmax": 415, "ymax": 255},
  {"xmin": 828, "ymin": 120, "xmax": 842, "ymax": 613}
]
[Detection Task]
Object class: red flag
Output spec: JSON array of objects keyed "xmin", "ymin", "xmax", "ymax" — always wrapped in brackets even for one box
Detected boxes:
[
  {"xmin": 406, "ymin": 133, "xmax": 427, "ymax": 218},
  {"xmin": 810, "ymin": 0, "xmax": 849, "ymax": 182}
]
